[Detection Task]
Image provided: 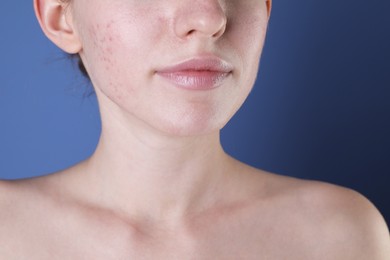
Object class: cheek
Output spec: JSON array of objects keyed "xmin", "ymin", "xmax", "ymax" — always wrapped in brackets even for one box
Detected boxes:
[
  {"xmin": 229, "ymin": 2, "xmax": 268, "ymax": 55},
  {"xmin": 81, "ymin": 22, "xmax": 120, "ymax": 84},
  {"xmin": 230, "ymin": 8, "xmax": 268, "ymax": 84},
  {"xmin": 83, "ymin": 13, "xmax": 162, "ymax": 85},
  {"xmin": 92, "ymin": 24, "xmax": 116, "ymax": 74},
  {"xmin": 82, "ymin": 19, "xmax": 140, "ymax": 103},
  {"xmin": 81, "ymin": 16, "xmax": 166, "ymax": 114}
]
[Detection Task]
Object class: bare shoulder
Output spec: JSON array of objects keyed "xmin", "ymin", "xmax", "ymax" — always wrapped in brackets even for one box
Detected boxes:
[
  {"xmin": 0, "ymin": 179, "xmax": 19, "ymax": 216},
  {"xmin": 246, "ymin": 167, "xmax": 390, "ymax": 259},
  {"xmin": 0, "ymin": 178, "xmax": 32, "ymax": 214},
  {"xmin": 0, "ymin": 164, "xmax": 83, "ymax": 208},
  {"xmin": 299, "ymin": 180, "xmax": 390, "ymax": 259},
  {"xmin": 0, "ymin": 169, "xmax": 78, "ymax": 216},
  {"xmin": 0, "ymin": 172, "xmax": 80, "ymax": 257},
  {"xmin": 0, "ymin": 178, "xmax": 36, "ymax": 255},
  {"xmin": 0, "ymin": 177, "xmax": 46, "ymax": 224},
  {"xmin": 0, "ymin": 173, "xmax": 70, "ymax": 230}
]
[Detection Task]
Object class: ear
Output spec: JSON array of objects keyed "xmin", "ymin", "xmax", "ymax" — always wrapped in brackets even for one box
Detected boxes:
[{"xmin": 33, "ymin": 0, "xmax": 82, "ymax": 54}]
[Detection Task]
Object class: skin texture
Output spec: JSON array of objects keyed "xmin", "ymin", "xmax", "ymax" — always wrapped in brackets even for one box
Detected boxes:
[{"xmin": 0, "ymin": 0, "xmax": 389, "ymax": 259}]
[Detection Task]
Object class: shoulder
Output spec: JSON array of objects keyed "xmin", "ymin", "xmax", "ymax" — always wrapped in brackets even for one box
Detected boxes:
[
  {"xmin": 263, "ymin": 173, "xmax": 390, "ymax": 259},
  {"xmin": 0, "ymin": 179, "xmax": 29, "ymax": 252},
  {"xmin": 0, "ymin": 179, "xmax": 35, "ymax": 222},
  {"xmin": 0, "ymin": 176, "xmax": 67, "ymax": 256},
  {"xmin": 230, "ymin": 163, "xmax": 390, "ymax": 258},
  {"xmin": 306, "ymin": 181, "xmax": 390, "ymax": 259},
  {"xmin": 0, "ymin": 177, "xmax": 55, "ymax": 229},
  {"xmin": 0, "ymin": 179, "xmax": 25, "ymax": 215}
]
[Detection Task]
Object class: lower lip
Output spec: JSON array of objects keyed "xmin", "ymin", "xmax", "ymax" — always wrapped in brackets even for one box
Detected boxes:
[{"xmin": 156, "ymin": 71, "xmax": 231, "ymax": 90}]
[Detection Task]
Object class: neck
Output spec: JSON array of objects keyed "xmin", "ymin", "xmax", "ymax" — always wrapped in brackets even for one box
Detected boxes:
[{"xmin": 76, "ymin": 108, "xmax": 235, "ymax": 225}]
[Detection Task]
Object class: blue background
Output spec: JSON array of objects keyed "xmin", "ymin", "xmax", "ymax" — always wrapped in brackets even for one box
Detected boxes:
[{"xmin": 1, "ymin": 1, "xmax": 389, "ymax": 224}]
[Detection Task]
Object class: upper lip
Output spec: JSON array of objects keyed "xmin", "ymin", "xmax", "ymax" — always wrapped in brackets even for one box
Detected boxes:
[{"xmin": 156, "ymin": 57, "xmax": 234, "ymax": 74}]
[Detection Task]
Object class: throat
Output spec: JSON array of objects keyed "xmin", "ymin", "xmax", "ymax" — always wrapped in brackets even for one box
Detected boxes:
[{"xmin": 71, "ymin": 135, "xmax": 234, "ymax": 225}]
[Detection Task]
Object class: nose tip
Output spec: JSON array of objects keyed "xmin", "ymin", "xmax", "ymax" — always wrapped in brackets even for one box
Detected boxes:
[{"xmin": 174, "ymin": 1, "xmax": 227, "ymax": 40}]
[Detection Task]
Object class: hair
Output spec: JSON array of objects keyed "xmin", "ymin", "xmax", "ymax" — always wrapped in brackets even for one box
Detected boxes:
[{"xmin": 71, "ymin": 54, "xmax": 90, "ymax": 80}]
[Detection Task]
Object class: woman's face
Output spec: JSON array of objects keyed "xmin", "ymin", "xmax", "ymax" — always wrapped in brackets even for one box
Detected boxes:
[{"xmin": 69, "ymin": 0, "xmax": 271, "ymax": 136}]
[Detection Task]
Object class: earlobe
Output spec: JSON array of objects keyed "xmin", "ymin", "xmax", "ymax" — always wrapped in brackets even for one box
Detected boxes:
[{"xmin": 33, "ymin": 0, "xmax": 82, "ymax": 54}]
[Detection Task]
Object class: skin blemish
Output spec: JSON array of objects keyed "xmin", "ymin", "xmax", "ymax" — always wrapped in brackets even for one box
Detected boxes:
[{"xmin": 106, "ymin": 20, "xmax": 114, "ymax": 29}]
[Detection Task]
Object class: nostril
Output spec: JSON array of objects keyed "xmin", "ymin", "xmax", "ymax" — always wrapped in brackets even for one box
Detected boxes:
[{"xmin": 188, "ymin": 29, "xmax": 196, "ymax": 36}]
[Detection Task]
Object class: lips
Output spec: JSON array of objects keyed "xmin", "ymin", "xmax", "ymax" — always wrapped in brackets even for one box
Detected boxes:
[{"xmin": 155, "ymin": 57, "xmax": 233, "ymax": 90}]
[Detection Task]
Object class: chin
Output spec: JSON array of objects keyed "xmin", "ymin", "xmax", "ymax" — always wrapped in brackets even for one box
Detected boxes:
[
  {"xmin": 149, "ymin": 111, "xmax": 230, "ymax": 137},
  {"xmin": 136, "ymin": 94, "xmax": 243, "ymax": 137}
]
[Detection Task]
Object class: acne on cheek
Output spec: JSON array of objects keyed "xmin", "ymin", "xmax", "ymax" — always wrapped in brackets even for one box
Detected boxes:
[
  {"xmin": 87, "ymin": 21, "xmax": 125, "ymax": 99},
  {"xmin": 87, "ymin": 21, "xmax": 118, "ymax": 71}
]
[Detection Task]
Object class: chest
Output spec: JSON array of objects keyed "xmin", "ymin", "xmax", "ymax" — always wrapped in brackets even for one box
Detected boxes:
[
  {"xmin": 2, "ymin": 219, "xmax": 319, "ymax": 260},
  {"xmin": 1, "ymin": 200, "xmax": 325, "ymax": 260},
  {"xmin": 3, "ymin": 237, "xmax": 305, "ymax": 260}
]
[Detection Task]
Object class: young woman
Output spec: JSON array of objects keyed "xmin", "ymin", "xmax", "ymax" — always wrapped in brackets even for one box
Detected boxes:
[{"xmin": 0, "ymin": 0, "xmax": 389, "ymax": 258}]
